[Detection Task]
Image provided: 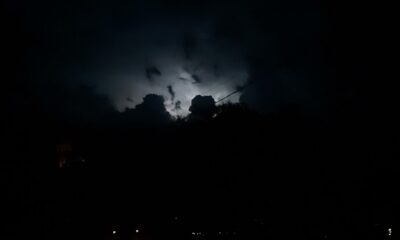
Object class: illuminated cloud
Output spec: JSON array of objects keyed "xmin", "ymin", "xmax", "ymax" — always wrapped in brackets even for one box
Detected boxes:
[{"xmin": 92, "ymin": 22, "xmax": 248, "ymax": 116}]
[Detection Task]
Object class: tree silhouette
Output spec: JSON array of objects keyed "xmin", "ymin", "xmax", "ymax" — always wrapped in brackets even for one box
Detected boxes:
[{"xmin": 188, "ymin": 95, "xmax": 217, "ymax": 122}]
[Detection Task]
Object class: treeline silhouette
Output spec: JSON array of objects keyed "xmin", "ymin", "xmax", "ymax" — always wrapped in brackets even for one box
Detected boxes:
[{"xmin": 3, "ymin": 94, "xmax": 398, "ymax": 240}]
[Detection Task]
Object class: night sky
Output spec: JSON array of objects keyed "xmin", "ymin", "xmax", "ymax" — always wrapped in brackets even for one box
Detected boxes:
[
  {"xmin": 3, "ymin": 0, "xmax": 399, "ymax": 240},
  {"xmin": 5, "ymin": 0, "xmax": 330, "ymax": 118}
]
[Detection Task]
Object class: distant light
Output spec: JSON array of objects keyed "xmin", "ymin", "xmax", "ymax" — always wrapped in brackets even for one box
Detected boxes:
[
  {"xmin": 174, "ymin": 216, "xmax": 179, "ymax": 221},
  {"xmin": 136, "ymin": 229, "xmax": 140, "ymax": 233},
  {"xmin": 191, "ymin": 232, "xmax": 203, "ymax": 236},
  {"xmin": 388, "ymin": 228, "xmax": 392, "ymax": 236},
  {"xmin": 219, "ymin": 232, "xmax": 222, "ymax": 235},
  {"xmin": 112, "ymin": 230, "xmax": 116, "ymax": 235}
]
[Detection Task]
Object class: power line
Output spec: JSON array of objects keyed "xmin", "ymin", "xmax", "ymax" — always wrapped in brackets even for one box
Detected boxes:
[{"xmin": 216, "ymin": 82, "xmax": 254, "ymax": 103}]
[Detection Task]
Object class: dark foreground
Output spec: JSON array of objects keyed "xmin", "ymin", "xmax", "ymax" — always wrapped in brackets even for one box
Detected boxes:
[{"xmin": 3, "ymin": 106, "xmax": 398, "ymax": 240}]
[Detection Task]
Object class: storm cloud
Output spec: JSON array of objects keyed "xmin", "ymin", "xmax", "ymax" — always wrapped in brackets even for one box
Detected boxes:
[
  {"xmin": 91, "ymin": 19, "xmax": 249, "ymax": 116},
  {"xmin": 6, "ymin": 0, "xmax": 329, "ymax": 120}
]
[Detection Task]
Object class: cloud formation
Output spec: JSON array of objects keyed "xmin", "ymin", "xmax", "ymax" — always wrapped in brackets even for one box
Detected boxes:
[
  {"xmin": 91, "ymin": 20, "xmax": 249, "ymax": 117},
  {"xmin": 7, "ymin": 0, "xmax": 327, "ymax": 122}
]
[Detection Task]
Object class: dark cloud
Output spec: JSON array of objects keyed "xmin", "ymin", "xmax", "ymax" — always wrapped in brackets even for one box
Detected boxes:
[
  {"xmin": 145, "ymin": 66, "xmax": 162, "ymax": 82},
  {"xmin": 235, "ymin": 83, "xmax": 250, "ymax": 92},
  {"xmin": 183, "ymin": 32, "xmax": 197, "ymax": 60},
  {"xmin": 174, "ymin": 100, "xmax": 182, "ymax": 111},
  {"xmin": 213, "ymin": 64, "xmax": 220, "ymax": 78},
  {"xmin": 167, "ymin": 85, "xmax": 175, "ymax": 102},
  {"xmin": 191, "ymin": 74, "xmax": 202, "ymax": 84}
]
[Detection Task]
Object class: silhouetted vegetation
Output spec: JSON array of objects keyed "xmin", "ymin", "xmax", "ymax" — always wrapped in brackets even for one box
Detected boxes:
[{"xmin": 3, "ymin": 93, "xmax": 398, "ymax": 240}]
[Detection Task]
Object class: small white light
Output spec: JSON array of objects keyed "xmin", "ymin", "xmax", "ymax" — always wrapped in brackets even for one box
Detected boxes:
[
  {"xmin": 219, "ymin": 232, "xmax": 222, "ymax": 235},
  {"xmin": 388, "ymin": 228, "xmax": 392, "ymax": 236},
  {"xmin": 136, "ymin": 229, "xmax": 140, "ymax": 233},
  {"xmin": 112, "ymin": 230, "xmax": 116, "ymax": 235},
  {"xmin": 192, "ymin": 232, "xmax": 196, "ymax": 235}
]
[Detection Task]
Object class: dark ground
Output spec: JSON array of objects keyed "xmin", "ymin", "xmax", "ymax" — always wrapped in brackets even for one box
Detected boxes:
[{"xmin": 3, "ymin": 103, "xmax": 399, "ymax": 239}]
